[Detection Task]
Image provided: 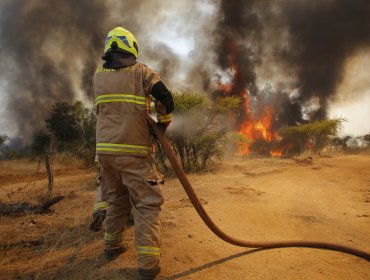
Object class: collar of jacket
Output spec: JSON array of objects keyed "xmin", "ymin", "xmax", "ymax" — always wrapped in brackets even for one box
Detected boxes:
[{"xmin": 102, "ymin": 51, "xmax": 137, "ymax": 69}]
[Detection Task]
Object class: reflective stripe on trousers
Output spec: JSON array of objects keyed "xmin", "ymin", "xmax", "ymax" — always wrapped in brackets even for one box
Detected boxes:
[
  {"xmin": 104, "ymin": 232, "xmax": 123, "ymax": 244},
  {"xmin": 137, "ymin": 246, "xmax": 160, "ymax": 256},
  {"xmin": 93, "ymin": 201, "xmax": 109, "ymax": 212}
]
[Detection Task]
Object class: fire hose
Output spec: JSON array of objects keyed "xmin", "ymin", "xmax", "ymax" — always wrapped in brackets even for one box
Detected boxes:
[{"xmin": 148, "ymin": 117, "xmax": 370, "ymax": 262}]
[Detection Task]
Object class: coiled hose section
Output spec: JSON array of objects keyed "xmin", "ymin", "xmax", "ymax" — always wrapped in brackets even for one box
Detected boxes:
[{"xmin": 149, "ymin": 118, "xmax": 370, "ymax": 261}]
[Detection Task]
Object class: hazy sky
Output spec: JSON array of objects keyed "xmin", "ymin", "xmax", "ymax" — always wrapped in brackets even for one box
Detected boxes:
[
  {"xmin": 328, "ymin": 49, "xmax": 370, "ymax": 136},
  {"xmin": 0, "ymin": 0, "xmax": 369, "ymax": 140}
]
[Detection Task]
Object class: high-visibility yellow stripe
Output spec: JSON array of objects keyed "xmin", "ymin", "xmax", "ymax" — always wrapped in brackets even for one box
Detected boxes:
[
  {"xmin": 96, "ymin": 143, "xmax": 151, "ymax": 154},
  {"xmin": 104, "ymin": 232, "xmax": 123, "ymax": 242},
  {"xmin": 95, "ymin": 94, "xmax": 146, "ymax": 106},
  {"xmin": 96, "ymin": 99, "xmax": 146, "ymax": 106},
  {"xmin": 93, "ymin": 201, "xmax": 108, "ymax": 211},
  {"xmin": 96, "ymin": 94, "xmax": 146, "ymax": 100},
  {"xmin": 97, "ymin": 143, "xmax": 147, "ymax": 148},
  {"xmin": 97, "ymin": 147, "xmax": 150, "ymax": 153},
  {"xmin": 157, "ymin": 113, "xmax": 172, "ymax": 123},
  {"xmin": 137, "ymin": 246, "xmax": 160, "ymax": 256},
  {"xmin": 96, "ymin": 66, "xmax": 135, "ymax": 73}
]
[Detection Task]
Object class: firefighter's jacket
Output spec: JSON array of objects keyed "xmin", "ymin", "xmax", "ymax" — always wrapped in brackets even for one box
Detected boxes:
[{"xmin": 94, "ymin": 63, "xmax": 171, "ymax": 157}]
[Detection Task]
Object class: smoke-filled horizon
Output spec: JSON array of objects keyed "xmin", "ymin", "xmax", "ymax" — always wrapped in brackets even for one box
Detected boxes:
[
  {"xmin": 0, "ymin": 0, "xmax": 370, "ymax": 142},
  {"xmin": 210, "ymin": 0, "xmax": 370, "ymax": 129}
]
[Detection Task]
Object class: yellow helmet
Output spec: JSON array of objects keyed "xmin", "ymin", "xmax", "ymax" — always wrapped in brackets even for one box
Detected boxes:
[{"xmin": 104, "ymin": 27, "xmax": 139, "ymax": 58}]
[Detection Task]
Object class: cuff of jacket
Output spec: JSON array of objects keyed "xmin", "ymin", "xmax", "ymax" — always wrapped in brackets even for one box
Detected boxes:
[{"xmin": 157, "ymin": 113, "xmax": 172, "ymax": 123}]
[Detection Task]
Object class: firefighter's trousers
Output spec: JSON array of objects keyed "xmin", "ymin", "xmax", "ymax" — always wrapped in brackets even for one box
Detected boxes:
[
  {"xmin": 99, "ymin": 154, "xmax": 164, "ymax": 272},
  {"xmin": 93, "ymin": 184, "xmax": 108, "ymax": 213}
]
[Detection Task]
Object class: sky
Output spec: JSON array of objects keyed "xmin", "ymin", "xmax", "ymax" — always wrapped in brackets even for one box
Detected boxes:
[
  {"xmin": 328, "ymin": 49, "xmax": 370, "ymax": 136},
  {"xmin": 0, "ymin": 0, "xmax": 369, "ymax": 142}
]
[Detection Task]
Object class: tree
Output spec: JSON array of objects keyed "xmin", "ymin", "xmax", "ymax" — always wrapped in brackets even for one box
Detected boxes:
[
  {"xmin": 31, "ymin": 131, "xmax": 54, "ymax": 192},
  {"xmin": 332, "ymin": 135, "xmax": 352, "ymax": 150},
  {"xmin": 44, "ymin": 101, "xmax": 96, "ymax": 166},
  {"xmin": 0, "ymin": 134, "xmax": 8, "ymax": 146},
  {"xmin": 32, "ymin": 131, "xmax": 51, "ymax": 155},
  {"xmin": 309, "ymin": 119, "xmax": 343, "ymax": 155},
  {"xmin": 229, "ymin": 132, "xmax": 251, "ymax": 157},
  {"xmin": 249, "ymin": 139, "xmax": 278, "ymax": 157},
  {"xmin": 164, "ymin": 90, "xmax": 242, "ymax": 172},
  {"xmin": 0, "ymin": 134, "xmax": 9, "ymax": 159},
  {"xmin": 46, "ymin": 102, "xmax": 82, "ymax": 149},
  {"xmin": 359, "ymin": 133, "xmax": 370, "ymax": 147},
  {"xmin": 279, "ymin": 119, "xmax": 343, "ymax": 156}
]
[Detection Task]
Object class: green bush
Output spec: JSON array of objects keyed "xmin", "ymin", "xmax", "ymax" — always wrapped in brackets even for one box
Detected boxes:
[{"xmin": 160, "ymin": 89, "xmax": 242, "ymax": 172}]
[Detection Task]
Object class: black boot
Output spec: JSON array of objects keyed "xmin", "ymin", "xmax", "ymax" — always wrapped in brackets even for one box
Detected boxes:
[
  {"xmin": 138, "ymin": 268, "xmax": 161, "ymax": 280},
  {"xmin": 104, "ymin": 243, "xmax": 128, "ymax": 260}
]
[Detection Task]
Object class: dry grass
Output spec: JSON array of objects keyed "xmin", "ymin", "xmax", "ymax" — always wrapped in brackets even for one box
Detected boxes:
[
  {"xmin": 0, "ymin": 154, "xmax": 90, "ymax": 202},
  {"xmin": 0, "ymin": 153, "xmax": 85, "ymax": 176},
  {"xmin": 0, "ymin": 157, "xmax": 111, "ymax": 280},
  {"xmin": 0, "ymin": 153, "xmax": 141, "ymax": 279},
  {"xmin": 0, "ymin": 158, "xmax": 42, "ymax": 176}
]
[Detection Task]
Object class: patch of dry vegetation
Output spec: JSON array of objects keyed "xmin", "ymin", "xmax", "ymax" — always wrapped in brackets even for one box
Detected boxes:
[
  {"xmin": 0, "ymin": 155, "xmax": 108, "ymax": 280},
  {"xmin": 0, "ymin": 153, "xmax": 85, "ymax": 177}
]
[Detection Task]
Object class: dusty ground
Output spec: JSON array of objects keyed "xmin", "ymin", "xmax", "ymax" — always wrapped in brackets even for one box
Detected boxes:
[{"xmin": 0, "ymin": 153, "xmax": 369, "ymax": 279}]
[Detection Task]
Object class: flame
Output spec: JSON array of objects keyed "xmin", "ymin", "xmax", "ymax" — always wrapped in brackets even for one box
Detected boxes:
[
  {"xmin": 236, "ymin": 106, "xmax": 277, "ymax": 156},
  {"xmin": 216, "ymin": 43, "xmax": 281, "ymax": 157},
  {"xmin": 270, "ymin": 150, "xmax": 282, "ymax": 157}
]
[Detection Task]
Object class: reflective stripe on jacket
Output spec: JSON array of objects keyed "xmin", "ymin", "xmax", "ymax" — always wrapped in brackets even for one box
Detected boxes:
[{"xmin": 94, "ymin": 63, "xmax": 160, "ymax": 156}]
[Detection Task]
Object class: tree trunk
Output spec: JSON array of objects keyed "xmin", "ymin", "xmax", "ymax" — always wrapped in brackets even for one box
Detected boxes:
[{"xmin": 45, "ymin": 136, "xmax": 54, "ymax": 193}]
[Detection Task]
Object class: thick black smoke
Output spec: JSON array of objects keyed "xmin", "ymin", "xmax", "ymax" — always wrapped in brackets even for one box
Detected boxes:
[
  {"xmin": 213, "ymin": 0, "xmax": 370, "ymax": 127},
  {"xmin": 0, "ymin": 0, "xmax": 183, "ymax": 142},
  {"xmin": 0, "ymin": 0, "xmax": 111, "ymax": 141},
  {"xmin": 1, "ymin": 0, "xmax": 370, "ymax": 141},
  {"xmin": 283, "ymin": 0, "xmax": 370, "ymax": 120},
  {"xmin": 215, "ymin": 0, "xmax": 262, "ymax": 96}
]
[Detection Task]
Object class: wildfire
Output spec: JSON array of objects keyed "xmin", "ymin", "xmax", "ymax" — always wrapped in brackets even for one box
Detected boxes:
[
  {"xmin": 215, "ymin": 44, "xmax": 281, "ymax": 156},
  {"xmin": 270, "ymin": 150, "xmax": 282, "ymax": 157},
  {"xmin": 236, "ymin": 106, "xmax": 278, "ymax": 156}
]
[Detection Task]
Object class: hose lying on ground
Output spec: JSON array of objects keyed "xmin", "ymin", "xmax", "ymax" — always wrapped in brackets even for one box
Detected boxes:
[{"xmin": 148, "ymin": 118, "xmax": 370, "ymax": 262}]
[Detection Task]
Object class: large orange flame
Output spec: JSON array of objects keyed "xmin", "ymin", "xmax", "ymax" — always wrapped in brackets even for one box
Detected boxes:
[{"xmin": 216, "ymin": 50, "xmax": 280, "ymax": 156}]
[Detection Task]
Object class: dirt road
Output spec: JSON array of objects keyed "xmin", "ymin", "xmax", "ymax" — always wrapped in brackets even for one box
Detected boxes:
[
  {"xmin": 158, "ymin": 154, "xmax": 370, "ymax": 279},
  {"xmin": 0, "ymin": 154, "xmax": 369, "ymax": 279}
]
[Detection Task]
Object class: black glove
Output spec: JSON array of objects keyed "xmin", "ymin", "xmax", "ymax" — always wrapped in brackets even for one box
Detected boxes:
[{"xmin": 157, "ymin": 122, "xmax": 168, "ymax": 133}]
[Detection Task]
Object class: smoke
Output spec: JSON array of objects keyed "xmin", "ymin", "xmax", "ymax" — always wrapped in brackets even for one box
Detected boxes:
[
  {"xmin": 0, "ymin": 0, "xmax": 111, "ymax": 141},
  {"xmin": 0, "ymin": 0, "xmax": 189, "ymax": 142},
  {"xmin": 212, "ymin": 0, "xmax": 370, "ymax": 127},
  {"xmin": 1, "ymin": 0, "xmax": 370, "ymax": 142},
  {"xmin": 283, "ymin": 0, "xmax": 370, "ymax": 120}
]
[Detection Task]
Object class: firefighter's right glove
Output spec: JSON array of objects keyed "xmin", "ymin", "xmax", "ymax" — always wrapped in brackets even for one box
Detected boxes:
[{"xmin": 157, "ymin": 122, "xmax": 169, "ymax": 133}]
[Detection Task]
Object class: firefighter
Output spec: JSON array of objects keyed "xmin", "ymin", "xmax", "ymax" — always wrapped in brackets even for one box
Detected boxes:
[{"xmin": 94, "ymin": 27, "xmax": 174, "ymax": 280}]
